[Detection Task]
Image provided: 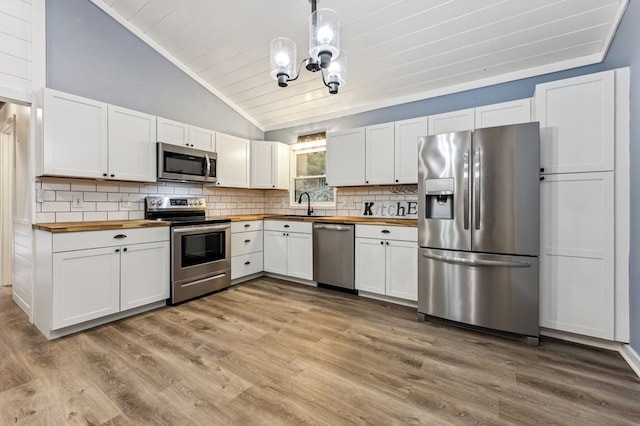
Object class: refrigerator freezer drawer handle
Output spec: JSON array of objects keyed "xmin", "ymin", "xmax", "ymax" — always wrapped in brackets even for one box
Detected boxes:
[
  {"xmin": 463, "ymin": 150, "xmax": 470, "ymax": 229},
  {"xmin": 421, "ymin": 252, "xmax": 531, "ymax": 268}
]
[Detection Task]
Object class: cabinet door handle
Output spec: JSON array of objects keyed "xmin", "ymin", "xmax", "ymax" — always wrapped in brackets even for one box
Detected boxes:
[
  {"xmin": 244, "ymin": 261, "xmax": 251, "ymax": 265},
  {"xmin": 123, "ymin": 247, "xmax": 128, "ymax": 252},
  {"xmin": 115, "ymin": 249, "xmax": 120, "ymax": 253},
  {"xmin": 244, "ymin": 239, "xmax": 251, "ymax": 243},
  {"xmin": 103, "ymin": 173, "xmax": 108, "ymax": 177},
  {"xmin": 381, "ymin": 229, "xmax": 390, "ymax": 234},
  {"xmin": 114, "ymin": 234, "xmax": 127, "ymax": 239},
  {"xmin": 380, "ymin": 241, "xmax": 384, "ymax": 245},
  {"xmin": 540, "ymin": 176, "xmax": 545, "ymax": 181},
  {"xmin": 284, "ymin": 224, "xmax": 290, "ymax": 228},
  {"xmin": 244, "ymin": 224, "xmax": 250, "ymax": 228},
  {"xmin": 386, "ymin": 241, "xmax": 389, "ymax": 245},
  {"xmin": 540, "ymin": 167, "xmax": 545, "ymax": 173},
  {"xmin": 110, "ymin": 174, "xmax": 115, "ymax": 178}
]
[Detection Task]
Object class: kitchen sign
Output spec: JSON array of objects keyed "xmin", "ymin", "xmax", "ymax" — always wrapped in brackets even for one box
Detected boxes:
[{"xmin": 361, "ymin": 199, "xmax": 418, "ymax": 219}]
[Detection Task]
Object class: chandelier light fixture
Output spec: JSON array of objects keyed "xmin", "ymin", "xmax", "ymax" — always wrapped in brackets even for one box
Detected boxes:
[{"xmin": 269, "ymin": 0, "xmax": 346, "ymax": 94}]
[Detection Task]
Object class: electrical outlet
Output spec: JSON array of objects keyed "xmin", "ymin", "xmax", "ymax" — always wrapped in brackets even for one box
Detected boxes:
[
  {"xmin": 72, "ymin": 196, "xmax": 83, "ymax": 209},
  {"xmin": 121, "ymin": 195, "xmax": 131, "ymax": 207}
]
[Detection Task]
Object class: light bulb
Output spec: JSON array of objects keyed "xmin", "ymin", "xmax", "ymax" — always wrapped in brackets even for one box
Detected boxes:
[
  {"xmin": 275, "ymin": 51, "xmax": 290, "ymax": 67},
  {"xmin": 317, "ymin": 25, "xmax": 334, "ymax": 44}
]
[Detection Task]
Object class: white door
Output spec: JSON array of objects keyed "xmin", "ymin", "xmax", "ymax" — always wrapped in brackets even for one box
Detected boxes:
[
  {"xmin": 535, "ymin": 70, "xmax": 615, "ymax": 174},
  {"xmin": 52, "ymin": 247, "xmax": 120, "ymax": 329},
  {"xmin": 326, "ymin": 128, "xmax": 365, "ymax": 186},
  {"xmin": 475, "ymin": 99, "xmax": 532, "ymax": 128},
  {"xmin": 428, "ymin": 108, "xmax": 475, "ymax": 135},
  {"xmin": 365, "ymin": 123, "xmax": 394, "ymax": 185},
  {"xmin": 286, "ymin": 232, "xmax": 313, "ymax": 280},
  {"xmin": 539, "ymin": 172, "xmax": 615, "ymax": 339},
  {"xmin": 216, "ymin": 133, "xmax": 250, "ymax": 188},
  {"xmin": 0, "ymin": 120, "xmax": 14, "ymax": 286},
  {"xmin": 250, "ymin": 141, "xmax": 274, "ymax": 188},
  {"xmin": 157, "ymin": 117, "xmax": 189, "ymax": 147},
  {"xmin": 120, "ymin": 241, "xmax": 170, "ymax": 311},
  {"xmin": 386, "ymin": 240, "xmax": 417, "ymax": 301},
  {"xmin": 355, "ymin": 238, "xmax": 386, "ymax": 295},
  {"xmin": 43, "ymin": 89, "xmax": 108, "ymax": 178},
  {"xmin": 189, "ymin": 125, "xmax": 215, "ymax": 151},
  {"xmin": 107, "ymin": 105, "xmax": 157, "ymax": 182},
  {"xmin": 263, "ymin": 231, "xmax": 287, "ymax": 275},
  {"xmin": 394, "ymin": 117, "xmax": 427, "ymax": 184}
]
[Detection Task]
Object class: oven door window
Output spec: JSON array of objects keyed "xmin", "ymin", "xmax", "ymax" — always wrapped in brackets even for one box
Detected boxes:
[
  {"xmin": 164, "ymin": 152, "xmax": 206, "ymax": 177},
  {"xmin": 181, "ymin": 231, "xmax": 225, "ymax": 267}
]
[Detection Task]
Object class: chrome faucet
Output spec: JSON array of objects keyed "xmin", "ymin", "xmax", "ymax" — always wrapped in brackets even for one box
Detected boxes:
[{"xmin": 297, "ymin": 191, "xmax": 314, "ymax": 216}]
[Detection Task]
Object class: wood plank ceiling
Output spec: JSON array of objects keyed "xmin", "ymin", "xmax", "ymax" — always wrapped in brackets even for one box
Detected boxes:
[{"xmin": 91, "ymin": 0, "xmax": 627, "ymax": 131}]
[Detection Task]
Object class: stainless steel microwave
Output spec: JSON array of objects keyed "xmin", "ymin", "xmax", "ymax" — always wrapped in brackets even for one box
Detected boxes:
[{"xmin": 157, "ymin": 142, "xmax": 217, "ymax": 184}]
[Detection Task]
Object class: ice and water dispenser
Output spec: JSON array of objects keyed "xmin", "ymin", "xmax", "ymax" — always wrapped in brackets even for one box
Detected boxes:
[{"xmin": 424, "ymin": 177, "xmax": 454, "ymax": 219}]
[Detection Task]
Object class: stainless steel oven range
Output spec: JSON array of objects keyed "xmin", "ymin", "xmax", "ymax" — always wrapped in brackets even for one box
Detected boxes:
[{"xmin": 145, "ymin": 196, "xmax": 231, "ymax": 304}]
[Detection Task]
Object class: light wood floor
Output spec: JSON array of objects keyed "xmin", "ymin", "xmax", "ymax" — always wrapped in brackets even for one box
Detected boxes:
[{"xmin": 1, "ymin": 278, "xmax": 639, "ymax": 425}]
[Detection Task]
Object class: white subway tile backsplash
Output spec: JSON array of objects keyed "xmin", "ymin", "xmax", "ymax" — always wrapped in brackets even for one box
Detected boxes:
[
  {"xmin": 128, "ymin": 211, "xmax": 144, "ymax": 220},
  {"xmin": 43, "ymin": 191, "xmax": 56, "ymax": 201},
  {"xmin": 42, "ymin": 181, "xmax": 70, "ymax": 191},
  {"xmin": 36, "ymin": 212, "xmax": 55, "ymax": 223},
  {"xmin": 119, "ymin": 183, "xmax": 140, "ymax": 193},
  {"xmin": 56, "ymin": 191, "xmax": 82, "ymax": 202},
  {"xmin": 56, "ymin": 212, "xmax": 83, "ymax": 222},
  {"xmin": 107, "ymin": 211, "xmax": 129, "ymax": 221},
  {"xmin": 96, "ymin": 183, "xmax": 120, "ymax": 192},
  {"xmin": 96, "ymin": 202, "xmax": 119, "ymax": 211},
  {"xmin": 84, "ymin": 192, "xmax": 108, "ymax": 202},
  {"xmin": 71, "ymin": 182, "xmax": 96, "ymax": 192},
  {"xmin": 157, "ymin": 186, "xmax": 175, "ymax": 194},
  {"xmin": 42, "ymin": 201, "xmax": 70, "ymax": 212},
  {"xmin": 83, "ymin": 212, "xmax": 108, "ymax": 221}
]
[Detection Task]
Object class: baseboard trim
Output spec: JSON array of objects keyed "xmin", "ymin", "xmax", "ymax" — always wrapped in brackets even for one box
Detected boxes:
[{"xmin": 620, "ymin": 345, "xmax": 640, "ymax": 378}]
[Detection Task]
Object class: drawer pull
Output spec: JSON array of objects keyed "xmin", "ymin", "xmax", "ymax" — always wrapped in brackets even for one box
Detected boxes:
[
  {"xmin": 284, "ymin": 224, "xmax": 290, "ymax": 228},
  {"xmin": 114, "ymin": 234, "xmax": 127, "ymax": 239},
  {"xmin": 244, "ymin": 239, "xmax": 251, "ymax": 243},
  {"xmin": 244, "ymin": 224, "xmax": 250, "ymax": 228},
  {"xmin": 381, "ymin": 230, "xmax": 390, "ymax": 234},
  {"xmin": 244, "ymin": 261, "xmax": 251, "ymax": 265}
]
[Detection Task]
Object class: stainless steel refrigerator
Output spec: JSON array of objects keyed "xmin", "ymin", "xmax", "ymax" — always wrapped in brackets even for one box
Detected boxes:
[{"xmin": 417, "ymin": 122, "xmax": 540, "ymax": 341}]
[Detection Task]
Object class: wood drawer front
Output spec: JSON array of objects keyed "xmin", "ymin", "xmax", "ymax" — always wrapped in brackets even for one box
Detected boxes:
[
  {"xmin": 53, "ymin": 227, "xmax": 169, "ymax": 252},
  {"xmin": 231, "ymin": 252, "xmax": 263, "ymax": 280},
  {"xmin": 355, "ymin": 225, "xmax": 417, "ymax": 242},
  {"xmin": 231, "ymin": 220, "xmax": 263, "ymax": 233},
  {"xmin": 264, "ymin": 220, "xmax": 312, "ymax": 234},
  {"xmin": 231, "ymin": 231, "xmax": 263, "ymax": 256}
]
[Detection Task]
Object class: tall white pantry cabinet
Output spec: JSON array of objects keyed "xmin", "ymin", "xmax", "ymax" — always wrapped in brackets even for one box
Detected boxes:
[{"xmin": 535, "ymin": 68, "xmax": 630, "ymax": 342}]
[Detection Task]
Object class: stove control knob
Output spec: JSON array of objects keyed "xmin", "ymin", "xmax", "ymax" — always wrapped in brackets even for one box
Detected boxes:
[
  {"xmin": 149, "ymin": 199, "xmax": 157, "ymax": 206},
  {"xmin": 198, "ymin": 200, "xmax": 204, "ymax": 205},
  {"xmin": 189, "ymin": 200, "xmax": 194, "ymax": 206}
]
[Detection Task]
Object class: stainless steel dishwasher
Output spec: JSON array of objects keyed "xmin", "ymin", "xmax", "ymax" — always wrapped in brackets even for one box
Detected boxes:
[{"xmin": 313, "ymin": 223, "xmax": 355, "ymax": 290}]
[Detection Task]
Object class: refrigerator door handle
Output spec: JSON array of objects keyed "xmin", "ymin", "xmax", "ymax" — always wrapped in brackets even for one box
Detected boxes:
[
  {"xmin": 463, "ymin": 150, "xmax": 470, "ymax": 229},
  {"xmin": 421, "ymin": 252, "xmax": 531, "ymax": 268},
  {"xmin": 474, "ymin": 147, "xmax": 481, "ymax": 230}
]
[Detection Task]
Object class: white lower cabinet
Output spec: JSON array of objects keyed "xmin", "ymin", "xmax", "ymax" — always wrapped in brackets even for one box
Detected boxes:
[
  {"xmin": 231, "ymin": 220, "xmax": 264, "ymax": 280},
  {"xmin": 263, "ymin": 220, "xmax": 313, "ymax": 281},
  {"xmin": 355, "ymin": 225, "xmax": 417, "ymax": 301},
  {"xmin": 35, "ymin": 227, "xmax": 170, "ymax": 338}
]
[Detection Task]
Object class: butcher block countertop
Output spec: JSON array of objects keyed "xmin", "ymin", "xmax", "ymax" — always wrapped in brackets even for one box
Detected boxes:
[
  {"xmin": 33, "ymin": 220, "xmax": 171, "ymax": 233},
  {"xmin": 223, "ymin": 214, "xmax": 417, "ymax": 227}
]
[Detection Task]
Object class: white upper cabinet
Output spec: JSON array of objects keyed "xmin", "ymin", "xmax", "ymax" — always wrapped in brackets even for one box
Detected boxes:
[
  {"xmin": 157, "ymin": 118, "xmax": 215, "ymax": 151},
  {"xmin": 216, "ymin": 132, "xmax": 250, "ymax": 188},
  {"xmin": 394, "ymin": 117, "xmax": 428, "ymax": 184},
  {"xmin": 535, "ymin": 70, "xmax": 615, "ymax": 174},
  {"xmin": 41, "ymin": 89, "xmax": 156, "ymax": 182},
  {"xmin": 156, "ymin": 117, "xmax": 189, "ymax": 147},
  {"xmin": 107, "ymin": 105, "xmax": 157, "ymax": 182},
  {"xmin": 189, "ymin": 125, "xmax": 216, "ymax": 151},
  {"xmin": 428, "ymin": 108, "xmax": 475, "ymax": 135},
  {"xmin": 365, "ymin": 123, "xmax": 395, "ymax": 185},
  {"xmin": 250, "ymin": 141, "xmax": 289, "ymax": 189},
  {"xmin": 326, "ymin": 128, "xmax": 366, "ymax": 186},
  {"xmin": 42, "ymin": 89, "xmax": 108, "ymax": 179},
  {"xmin": 475, "ymin": 99, "xmax": 532, "ymax": 129}
]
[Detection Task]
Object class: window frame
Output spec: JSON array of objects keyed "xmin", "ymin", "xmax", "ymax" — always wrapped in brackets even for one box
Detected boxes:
[{"xmin": 289, "ymin": 140, "xmax": 336, "ymax": 208}]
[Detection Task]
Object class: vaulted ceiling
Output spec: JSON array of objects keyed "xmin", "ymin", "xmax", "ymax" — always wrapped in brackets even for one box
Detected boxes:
[{"xmin": 90, "ymin": 0, "xmax": 627, "ymax": 131}]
